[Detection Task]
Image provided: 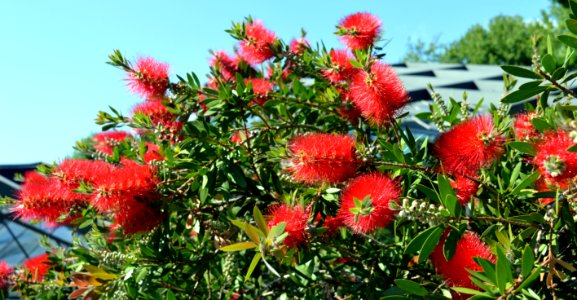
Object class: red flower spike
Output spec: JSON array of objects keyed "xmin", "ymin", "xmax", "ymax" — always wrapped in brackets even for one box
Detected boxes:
[
  {"xmin": 244, "ymin": 78, "xmax": 273, "ymax": 105},
  {"xmin": 210, "ymin": 51, "xmax": 238, "ymax": 81},
  {"xmin": 315, "ymin": 213, "xmax": 343, "ymax": 237},
  {"xmin": 127, "ymin": 56, "xmax": 169, "ymax": 100},
  {"xmin": 93, "ymin": 131, "xmax": 131, "ymax": 156},
  {"xmin": 23, "ymin": 253, "xmax": 52, "ymax": 282},
  {"xmin": 338, "ymin": 12, "xmax": 382, "ymax": 50},
  {"xmin": 322, "ymin": 49, "xmax": 357, "ymax": 84},
  {"xmin": 114, "ymin": 200, "xmax": 163, "ymax": 234},
  {"xmin": 533, "ymin": 130, "xmax": 577, "ymax": 181},
  {"xmin": 337, "ymin": 173, "xmax": 401, "ymax": 234},
  {"xmin": 451, "ymin": 175, "xmax": 479, "ymax": 206},
  {"xmin": 132, "ymin": 100, "xmax": 174, "ymax": 124},
  {"xmin": 513, "ymin": 112, "xmax": 539, "ymax": 141},
  {"xmin": 287, "ymin": 133, "xmax": 359, "ymax": 185},
  {"xmin": 0, "ymin": 261, "xmax": 13, "ymax": 288},
  {"xmin": 267, "ymin": 203, "xmax": 310, "ymax": 248},
  {"xmin": 290, "ymin": 38, "xmax": 309, "ymax": 55},
  {"xmin": 239, "ymin": 20, "xmax": 277, "ymax": 64},
  {"xmin": 143, "ymin": 143, "xmax": 163, "ymax": 163},
  {"xmin": 91, "ymin": 160, "xmax": 159, "ymax": 213},
  {"xmin": 349, "ymin": 62, "xmax": 408, "ymax": 125},
  {"xmin": 430, "ymin": 230, "xmax": 495, "ymax": 294},
  {"xmin": 56, "ymin": 159, "xmax": 114, "ymax": 187},
  {"xmin": 434, "ymin": 115, "xmax": 504, "ymax": 177},
  {"xmin": 14, "ymin": 172, "xmax": 87, "ymax": 223}
]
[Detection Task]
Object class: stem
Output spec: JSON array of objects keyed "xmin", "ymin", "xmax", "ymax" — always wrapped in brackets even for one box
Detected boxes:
[
  {"xmin": 369, "ymin": 161, "xmax": 432, "ymax": 173},
  {"xmin": 537, "ymin": 69, "xmax": 577, "ymax": 99}
]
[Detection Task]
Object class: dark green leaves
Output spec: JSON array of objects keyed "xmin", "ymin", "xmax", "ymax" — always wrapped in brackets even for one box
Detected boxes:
[
  {"xmin": 405, "ymin": 225, "xmax": 445, "ymax": 264},
  {"xmin": 501, "ymin": 86, "xmax": 548, "ymax": 104},
  {"xmin": 559, "ymin": 34, "xmax": 577, "ymax": 49},
  {"xmin": 501, "ymin": 65, "xmax": 541, "ymax": 79},
  {"xmin": 394, "ymin": 279, "xmax": 428, "ymax": 296},
  {"xmin": 508, "ymin": 141, "xmax": 536, "ymax": 156}
]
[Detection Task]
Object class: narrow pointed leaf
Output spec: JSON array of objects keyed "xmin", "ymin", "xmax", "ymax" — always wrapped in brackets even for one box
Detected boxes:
[{"xmin": 219, "ymin": 242, "xmax": 257, "ymax": 252}]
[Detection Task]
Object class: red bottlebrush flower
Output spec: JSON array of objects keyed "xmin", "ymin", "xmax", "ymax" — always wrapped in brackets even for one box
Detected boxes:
[
  {"xmin": 143, "ymin": 143, "xmax": 163, "ymax": 163},
  {"xmin": 533, "ymin": 130, "xmax": 577, "ymax": 181},
  {"xmin": 337, "ymin": 173, "xmax": 400, "ymax": 234},
  {"xmin": 451, "ymin": 175, "xmax": 479, "ymax": 206},
  {"xmin": 349, "ymin": 62, "xmax": 408, "ymax": 125},
  {"xmin": 23, "ymin": 253, "xmax": 52, "ymax": 282},
  {"xmin": 14, "ymin": 172, "xmax": 87, "ymax": 223},
  {"xmin": 93, "ymin": 131, "xmax": 131, "ymax": 155},
  {"xmin": 434, "ymin": 115, "xmax": 504, "ymax": 177},
  {"xmin": 287, "ymin": 133, "xmax": 359, "ymax": 185},
  {"xmin": 430, "ymin": 230, "xmax": 495, "ymax": 293},
  {"xmin": 114, "ymin": 200, "xmax": 163, "ymax": 234},
  {"xmin": 267, "ymin": 203, "xmax": 310, "ymax": 248},
  {"xmin": 0, "ymin": 261, "xmax": 13, "ymax": 288},
  {"xmin": 127, "ymin": 56, "xmax": 169, "ymax": 100},
  {"xmin": 337, "ymin": 88, "xmax": 362, "ymax": 125},
  {"xmin": 245, "ymin": 78, "xmax": 274, "ymax": 105},
  {"xmin": 239, "ymin": 20, "xmax": 277, "ymax": 64},
  {"xmin": 315, "ymin": 213, "xmax": 343, "ymax": 237},
  {"xmin": 322, "ymin": 49, "xmax": 357, "ymax": 84},
  {"xmin": 513, "ymin": 112, "xmax": 539, "ymax": 141},
  {"xmin": 534, "ymin": 177, "xmax": 568, "ymax": 205},
  {"xmin": 91, "ymin": 160, "xmax": 158, "ymax": 213},
  {"xmin": 132, "ymin": 100, "xmax": 173, "ymax": 124},
  {"xmin": 290, "ymin": 38, "xmax": 309, "ymax": 55},
  {"xmin": 55, "ymin": 159, "xmax": 114, "ymax": 186},
  {"xmin": 231, "ymin": 131, "xmax": 250, "ymax": 144},
  {"xmin": 338, "ymin": 12, "xmax": 382, "ymax": 50},
  {"xmin": 210, "ymin": 51, "xmax": 238, "ymax": 81}
]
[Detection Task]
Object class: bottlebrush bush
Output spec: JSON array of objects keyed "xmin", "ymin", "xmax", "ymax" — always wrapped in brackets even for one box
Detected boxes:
[{"xmin": 4, "ymin": 9, "xmax": 577, "ymax": 300}]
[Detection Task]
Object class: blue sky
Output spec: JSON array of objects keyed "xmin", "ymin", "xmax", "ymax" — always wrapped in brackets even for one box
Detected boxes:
[{"xmin": 0, "ymin": 0, "xmax": 551, "ymax": 164}]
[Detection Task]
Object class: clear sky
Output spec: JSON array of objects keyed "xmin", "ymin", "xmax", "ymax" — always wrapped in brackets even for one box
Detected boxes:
[{"xmin": 0, "ymin": 0, "xmax": 551, "ymax": 164}]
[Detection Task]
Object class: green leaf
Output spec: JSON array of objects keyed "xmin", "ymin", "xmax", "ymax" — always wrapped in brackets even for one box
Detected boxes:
[
  {"xmin": 451, "ymin": 287, "xmax": 485, "ymax": 296},
  {"xmin": 394, "ymin": 279, "xmax": 428, "ymax": 296},
  {"xmin": 531, "ymin": 117, "xmax": 553, "ymax": 133},
  {"xmin": 522, "ymin": 244, "xmax": 534, "ymax": 279},
  {"xmin": 253, "ymin": 206, "xmax": 269, "ymax": 236},
  {"xmin": 552, "ymin": 67, "xmax": 567, "ymax": 81},
  {"xmin": 245, "ymin": 252, "xmax": 261, "ymax": 281},
  {"xmin": 541, "ymin": 54, "xmax": 556, "ymax": 73},
  {"xmin": 501, "ymin": 86, "xmax": 548, "ymax": 104},
  {"xmin": 418, "ymin": 226, "xmax": 445, "ymax": 264},
  {"xmin": 444, "ymin": 225, "xmax": 465, "ymax": 261},
  {"xmin": 570, "ymin": 2, "xmax": 577, "ymax": 20},
  {"xmin": 516, "ymin": 267, "xmax": 541, "ymax": 291},
  {"xmin": 569, "ymin": 145, "xmax": 577, "ymax": 152},
  {"xmin": 501, "ymin": 65, "xmax": 541, "ymax": 79},
  {"xmin": 166, "ymin": 290, "xmax": 176, "ymax": 300},
  {"xmin": 416, "ymin": 184, "xmax": 440, "ymax": 202},
  {"xmin": 508, "ymin": 162, "xmax": 523, "ymax": 189},
  {"xmin": 511, "ymin": 172, "xmax": 540, "ymax": 195},
  {"xmin": 349, "ymin": 59, "xmax": 364, "ymax": 69},
  {"xmin": 495, "ymin": 246, "xmax": 513, "ymax": 294},
  {"xmin": 405, "ymin": 225, "xmax": 443, "ymax": 254},
  {"xmin": 568, "ymin": 19, "xmax": 577, "ymax": 36},
  {"xmin": 508, "ymin": 141, "xmax": 536, "ymax": 156},
  {"xmin": 219, "ymin": 242, "xmax": 257, "ymax": 252},
  {"xmin": 559, "ymin": 34, "xmax": 577, "ymax": 49}
]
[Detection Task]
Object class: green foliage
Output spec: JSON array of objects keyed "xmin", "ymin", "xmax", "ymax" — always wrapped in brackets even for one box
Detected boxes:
[{"xmin": 6, "ymin": 10, "xmax": 577, "ymax": 300}]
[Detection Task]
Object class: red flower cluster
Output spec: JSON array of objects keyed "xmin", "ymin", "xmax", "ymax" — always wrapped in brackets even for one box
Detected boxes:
[
  {"xmin": 434, "ymin": 115, "xmax": 504, "ymax": 177},
  {"xmin": 240, "ymin": 20, "xmax": 276, "ymax": 64},
  {"xmin": 267, "ymin": 203, "xmax": 310, "ymax": 248},
  {"xmin": 287, "ymin": 133, "xmax": 359, "ymax": 184},
  {"xmin": 14, "ymin": 171, "xmax": 88, "ymax": 223},
  {"xmin": 338, "ymin": 12, "xmax": 382, "ymax": 50},
  {"xmin": 430, "ymin": 231, "xmax": 494, "ymax": 294},
  {"xmin": 337, "ymin": 173, "xmax": 400, "ymax": 233},
  {"xmin": 349, "ymin": 62, "xmax": 408, "ymax": 125},
  {"xmin": 132, "ymin": 99, "xmax": 182, "ymax": 141},
  {"xmin": 128, "ymin": 56, "xmax": 170, "ymax": 100},
  {"xmin": 211, "ymin": 51, "xmax": 239, "ymax": 81},
  {"xmin": 244, "ymin": 78, "xmax": 273, "ymax": 105},
  {"xmin": 93, "ymin": 131, "xmax": 131, "ymax": 155},
  {"xmin": 322, "ymin": 49, "xmax": 357, "ymax": 84},
  {"xmin": 513, "ymin": 112, "xmax": 538, "ymax": 141},
  {"xmin": 290, "ymin": 38, "xmax": 309, "ymax": 55},
  {"xmin": 143, "ymin": 142, "xmax": 163, "ymax": 163},
  {"xmin": 533, "ymin": 130, "xmax": 577, "ymax": 181},
  {"xmin": 23, "ymin": 253, "xmax": 52, "ymax": 282},
  {"xmin": 451, "ymin": 176, "xmax": 479, "ymax": 206},
  {"xmin": 15, "ymin": 158, "xmax": 162, "ymax": 234},
  {"xmin": 0, "ymin": 261, "xmax": 12, "ymax": 288}
]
